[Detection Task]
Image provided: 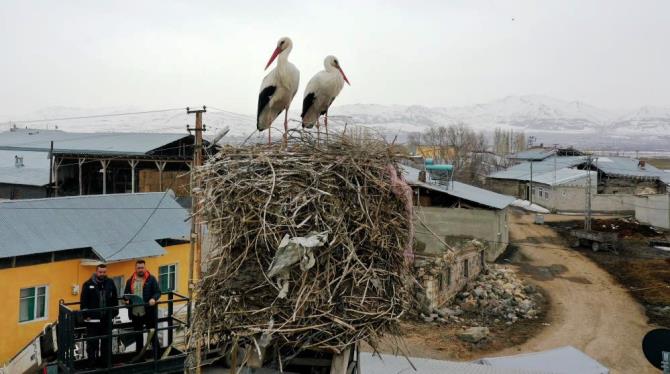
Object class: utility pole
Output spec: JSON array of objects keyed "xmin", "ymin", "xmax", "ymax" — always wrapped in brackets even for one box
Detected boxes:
[
  {"xmin": 187, "ymin": 105, "xmax": 206, "ymax": 373},
  {"xmin": 585, "ymin": 154, "xmax": 592, "ymax": 231},
  {"xmin": 48, "ymin": 141, "xmax": 53, "ymax": 198},
  {"xmin": 529, "ymin": 160, "xmax": 534, "ymax": 204}
]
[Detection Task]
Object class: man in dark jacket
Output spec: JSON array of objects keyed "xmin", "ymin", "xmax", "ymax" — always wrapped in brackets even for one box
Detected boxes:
[
  {"xmin": 124, "ymin": 259, "xmax": 161, "ymax": 354},
  {"xmin": 80, "ymin": 264, "xmax": 119, "ymax": 367}
]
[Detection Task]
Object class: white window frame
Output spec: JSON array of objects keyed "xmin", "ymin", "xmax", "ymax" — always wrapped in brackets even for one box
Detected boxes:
[
  {"xmin": 19, "ymin": 285, "xmax": 48, "ymax": 323},
  {"xmin": 111, "ymin": 275, "xmax": 125, "ymax": 296},
  {"xmin": 159, "ymin": 263, "xmax": 178, "ymax": 292}
]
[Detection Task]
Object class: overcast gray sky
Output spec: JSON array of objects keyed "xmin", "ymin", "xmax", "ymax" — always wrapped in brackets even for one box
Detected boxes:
[{"xmin": 1, "ymin": 0, "xmax": 669, "ymax": 117}]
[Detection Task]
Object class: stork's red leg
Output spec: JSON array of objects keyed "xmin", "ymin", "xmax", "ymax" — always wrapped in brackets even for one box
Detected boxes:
[
  {"xmin": 316, "ymin": 118, "xmax": 321, "ymax": 145},
  {"xmin": 283, "ymin": 110, "xmax": 289, "ymax": 146},
  {"xmin": 325, "ymin": 112, "xmax": 329, "ymax": 143}
]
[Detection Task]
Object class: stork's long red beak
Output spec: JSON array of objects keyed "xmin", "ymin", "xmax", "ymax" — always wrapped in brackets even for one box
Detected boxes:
[
  {"xmin": 337, "ymin": 67, "xmax": 351, "ymax": 85},
  {"xmin": 265, "ymin": 47, "xmax": 282, "ymax": 70}
]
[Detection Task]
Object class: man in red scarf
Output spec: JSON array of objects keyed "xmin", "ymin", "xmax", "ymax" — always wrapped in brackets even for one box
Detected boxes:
[{"xmin": 124, "ymin": 259, "xmax": 161, "ymax": 355}]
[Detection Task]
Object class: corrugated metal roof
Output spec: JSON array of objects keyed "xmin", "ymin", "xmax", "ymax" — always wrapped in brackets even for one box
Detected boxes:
[
  {"xmin": 594, "ymin": 156, "xmax": 666, "ymax": 180},
  {"xmin": 0, "ymin": 128, "xmax": 189, "ymax": 155},
  {"xmin": 0, "ymin": 149, "xmax": 51, "ymax": 186},
  {"xmin": 361, "ymin": 352, "xmax": 556, "ymax": 374},
  {"xmin": 477, "ymin": 346, "xmax": 609, "ymax": 374},
  {"xmin": 401, "ymin": 165, "xmax": 516, "ymax": 210},
  {"xmin": 488, "ymin": 156, "xmax": 586, "ymax": 181},
  {"xmin": 508, "ymin": 149, "xmax": 555, "ymax": 161},
  {"xmin": 490, "ymin": 155, "xmax": 670, "ymax": 185},
  {"xmin": 0, "ymin": 191, "xmax": 190, "ymax": 261},
  {"xmin": 532, "ymin": 169, "xmax": 594, "ymax": 187}
]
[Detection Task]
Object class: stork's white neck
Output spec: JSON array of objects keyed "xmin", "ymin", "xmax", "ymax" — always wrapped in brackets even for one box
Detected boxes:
[{"xmin": 277, "ymin": 45, "xmax": 292, "ymax": 64}]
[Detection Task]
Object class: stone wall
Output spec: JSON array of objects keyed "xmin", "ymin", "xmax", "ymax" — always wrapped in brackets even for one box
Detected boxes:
[
  {"xmin": 486, "ymin": 178, "xmax": 523, "ymax": 198},
  {"xmin": 414, "ymin": 240, "xmax": 486, "ymax": 311}
]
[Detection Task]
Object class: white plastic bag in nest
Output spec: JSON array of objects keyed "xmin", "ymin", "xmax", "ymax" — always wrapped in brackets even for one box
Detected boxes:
[{"xmin": 266, "ymin": 231, "xmax": 328, "ymax": 279}]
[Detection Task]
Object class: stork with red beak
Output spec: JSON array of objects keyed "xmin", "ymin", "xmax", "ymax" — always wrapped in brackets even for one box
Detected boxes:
[
  {"xmin": 257, "ymin": 37, "xmax": 300, "ymax": 144},
  {"xmin": 301, "ymin": 55, "xmax": 350, "ymax": 136}
]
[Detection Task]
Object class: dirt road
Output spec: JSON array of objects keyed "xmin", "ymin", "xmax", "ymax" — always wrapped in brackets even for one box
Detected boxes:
[{"xmin": 498, "ymin": 211, "xmax": 657, "ymax": 374}]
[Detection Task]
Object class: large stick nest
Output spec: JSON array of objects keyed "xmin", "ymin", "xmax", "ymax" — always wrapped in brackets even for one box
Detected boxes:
[{"xmin": 190, "ymin": 132, "xmax": 413, "ymax": 360}]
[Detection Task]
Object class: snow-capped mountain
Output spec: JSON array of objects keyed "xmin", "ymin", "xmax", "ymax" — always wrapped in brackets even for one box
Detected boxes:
[
  {"xmin": 2, "ymin": 95, "xmax": 669, "ymax": 147},
  {"xmin": 611, "ymin": 106, "xmax": 670, "ymax": 134},
  {"xmin": 330, "ymin": 95, "xmax": 618, "ymax": 133}
]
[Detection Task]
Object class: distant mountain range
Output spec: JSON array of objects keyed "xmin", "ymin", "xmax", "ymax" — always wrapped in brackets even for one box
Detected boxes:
[
  {"xmin": 2, "ymin": 95, "xmax": 669, "ymax": 149},
  {"xmin": 330, "ymin": 95, "xmax": 670, "ymax": 135}
]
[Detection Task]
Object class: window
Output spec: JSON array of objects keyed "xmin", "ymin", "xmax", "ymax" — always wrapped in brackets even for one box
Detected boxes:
[
  {"xmin": 463, "ymin": 259, "xmax": 469, "ymax": 278},
  {"xmin": 440, "ymin": 267, "xmax": 451, "ymax": 291},
  {"xmin": 19, "ymin": 286, "xmax": 47, "ymax": 322},
  {"xmin": 111, "ymin": 276, "xmax": 124, "ymax": 295},
  {"xmin": 159, "ymin": 264, "xmax": 177, "ymax": 292},
  {"xmin": 480, "ymin": 251, "xmax": 486, "ymax": 267},
  {"xmin": 544, "ymin": 190, "xmax": 549, "ymax": 200}
]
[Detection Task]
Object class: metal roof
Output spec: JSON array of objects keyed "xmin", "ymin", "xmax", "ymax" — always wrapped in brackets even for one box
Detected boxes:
[
  {"xmin": 0, "ymin": 191, "xmax": 190, "ymax": 262},
  {"xmin": 488, "ymin": 156, "xmax": 586, "ymax": 182},
  {"xmin": 0, "ymin": 149, "xmax": 51, "ymax": 186},
  {"xmin": 490, "ymin": 155, "xmax": 670, "ymax": 185},
  {"xmin": 594, "ymin": 156, "xmax": 667, "ymax": 180},
  {"xmin": 508, "ymin": 149, "xmax": 555, "ymax": 161},
  {"xmin": 361, "ymin": 352, "xmax": 556, "ymax": 374},
  {"xmin": 532, "ymin": 169, "xmax": 594, "ymax": 187},
  {"xmin": 401, "ymin": 165, "xmax": 516, "ymax": 210},
  {"xmin": 0, "ymin": 128, "xmax": 189, "ymax": 156},
  {"xmin": 477, "ymin": 346, "xmax": 609, "ymax": 374}
]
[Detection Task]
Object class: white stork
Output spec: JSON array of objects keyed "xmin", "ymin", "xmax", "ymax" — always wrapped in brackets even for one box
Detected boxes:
[
  {"xmin": 257, "ymin": 37, "xmax": 300, "ymax": 144},
  {"xmin": 301, "ymin": 55, "xmax": 350, "ymax": 136}
]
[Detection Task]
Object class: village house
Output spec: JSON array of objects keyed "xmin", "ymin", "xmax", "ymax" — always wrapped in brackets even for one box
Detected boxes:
[
  {"xmin": 487, "ymin": 154, "xmax": 669, "ymax": 213},
  {"xmin": 402, "ymin": 164, "xmax": 515, "ymax": 261},
  {"xmin": 399, "ymin": 164, "xmax": 516, "ymax": 311},
  {"xmin": 0, "ymin": 191, "xmax": 190, "ymax": 363},
  {"xmin": 0, "ymin": 127, "xmax": 205, "ymax": 199}
]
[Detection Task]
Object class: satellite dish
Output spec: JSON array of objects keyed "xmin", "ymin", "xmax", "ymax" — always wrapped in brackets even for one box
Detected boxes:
[{"xmin": 642, "ymin": 328, "xmax": 670, "ymax": 370}]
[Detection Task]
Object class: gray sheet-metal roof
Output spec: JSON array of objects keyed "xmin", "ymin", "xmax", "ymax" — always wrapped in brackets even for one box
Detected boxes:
[
  {"xmin": 594, "ymin": 156, "xmax": 667, "ymax": 180},
  {"xmin": 532, "ymin": 169, "xmax": 594, "ymax": 187},
  {"xmin": 0, "ymin": 149, "xmax": 51, "ymax": 186},
  {"xmin": 508, "ymin": 149, "xmax": 555, "ymax": 161},
  {"xmin": 0, "ymin": 191, "xmax": 190, "ymax": 262},
  {"xmin": 361, "ymin": 352, "xmax": 556, "ymax": 374},
  {"xmin": 401, "ymin": 165, "xmax": 516, "ymax": 210},
  {"xmin": 488, "ymin": 156, "xmax": 586, "ymax": 182},
  {"xmin": 477, "ymin": 346, "xmax": 609, "ymax": 374},
  {"xmin": 490, "ymin": 155, "xmax": 670, "ymax": 185},
  {"xmin": 0, "ymin": 128, "xmax": 189, "ymax": 155}
]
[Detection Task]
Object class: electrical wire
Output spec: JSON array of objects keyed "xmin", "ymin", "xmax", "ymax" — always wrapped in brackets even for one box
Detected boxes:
[{"xmin": 5, "ymin": 108, "xmax": 185, "ymax": 124}]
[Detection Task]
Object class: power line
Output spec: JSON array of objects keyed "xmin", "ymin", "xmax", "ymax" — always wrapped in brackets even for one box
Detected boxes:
[
  {"xmin": 103, "ymin": 190, "xmax": 172, "ymax": 261},
  {"xmin": 5, "ymin": 108, "xmax": 184, "ymax": 124}
]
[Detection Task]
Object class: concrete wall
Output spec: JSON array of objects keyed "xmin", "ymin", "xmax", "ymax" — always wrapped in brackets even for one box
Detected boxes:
[
  {"xmin": 531, "ymin": 183, "xmax": 636, "ymax": 213},
  {"xmin": 635, "ymin": 194, "xmax": 670, "ymax": 229},
  {"xmin": 414, "ymin": 206, "xmax": 509, "ymax": 261}
]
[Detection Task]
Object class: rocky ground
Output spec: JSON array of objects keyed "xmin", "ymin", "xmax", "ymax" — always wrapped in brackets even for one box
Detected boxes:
[
  {"xmin": 420, "ymin": 266, "xmax": 544, "ymax": 344},
  {"xmin": 367, "ymin": 265, "xmax": 548, "ymax": 360}
]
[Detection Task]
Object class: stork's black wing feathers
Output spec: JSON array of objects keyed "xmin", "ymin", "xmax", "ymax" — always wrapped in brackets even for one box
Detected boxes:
[
  {"xmin": 257, "ymin": 86, "xmax": 276, "ymax": 129},
  {"xmin": 301, "ymin": 93, "xmax": 316, "ymax": 119}
]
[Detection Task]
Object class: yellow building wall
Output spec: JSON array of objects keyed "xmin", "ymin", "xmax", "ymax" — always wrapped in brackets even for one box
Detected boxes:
[{"xmin": 0, "ymin": 243, "xmax": 190, "ymax": 363}]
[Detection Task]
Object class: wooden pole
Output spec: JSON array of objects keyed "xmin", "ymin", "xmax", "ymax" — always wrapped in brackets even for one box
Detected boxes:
[
  {"xmin": 186, "ymin": 106, "xmax": 206, "ymax": 373},
  {"xmin": 78, "ymin": 158, "xmax": 86, "ymax": 195}
]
